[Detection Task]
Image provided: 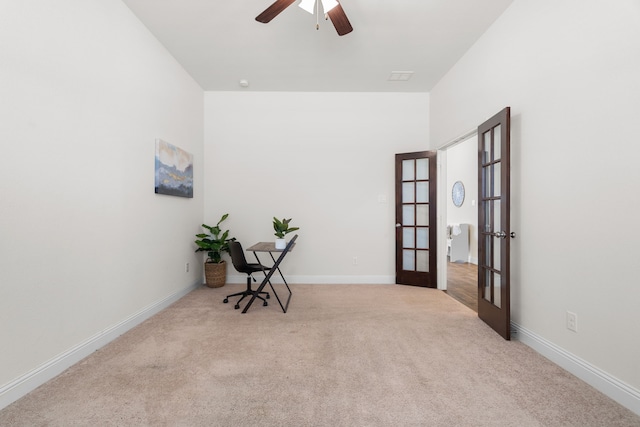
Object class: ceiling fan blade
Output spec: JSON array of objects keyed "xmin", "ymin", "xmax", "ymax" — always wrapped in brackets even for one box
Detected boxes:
[
  {"xmin": 327, "ymin": 3, "xmax": 353, "ymax": 36},
  {"xmin": 256, "ymin": 0, "xmax": 297, "ymax": 23}
]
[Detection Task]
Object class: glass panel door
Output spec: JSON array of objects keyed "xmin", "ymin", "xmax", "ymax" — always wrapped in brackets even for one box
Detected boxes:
[
  {"xmin": 395, "ymin": 151, "xmax": 437, "ymax": 287},
  {"xmin": 477, "ymin": 107, "xmax": 511, "ymax": 340}
]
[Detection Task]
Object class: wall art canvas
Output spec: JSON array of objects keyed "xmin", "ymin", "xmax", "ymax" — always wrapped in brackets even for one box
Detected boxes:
[{"xmin": 155, "ymin": 139, "xmax": 193, "ymax": 198}]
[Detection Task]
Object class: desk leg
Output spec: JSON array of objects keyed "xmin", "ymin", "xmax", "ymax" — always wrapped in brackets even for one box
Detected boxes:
[
  {"xmin": 254, "ymin": 252, "xmax": 280, "ymax": 308},
  {"xmin": 266, "ymin": 252, "xmax": 293, "ymax": 313},
  {"xmin": 242, "ymin": 250, "xmax": 292, "ymax": 314}
]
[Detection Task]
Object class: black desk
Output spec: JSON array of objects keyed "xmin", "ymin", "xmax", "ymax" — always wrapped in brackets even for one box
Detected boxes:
[{"xmin": 242, "ymin": 234, "xmax": 298, "ymax": 313}]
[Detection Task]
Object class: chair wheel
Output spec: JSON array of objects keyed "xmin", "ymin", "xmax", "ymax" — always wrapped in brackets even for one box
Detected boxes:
[
  {"xmin": 234, "ymin": 304, "xmax": 240, "ymax": 309},
  {"xmin": 266, "ymin": 294, "xmax": 270, "ymax": 299},
  {"xmin": 223, "ymin": 298, "xmax": 228, "ymax": 303},
  {"xmin": 263, "ymin": 301, "xmax": 268, "ymax": 306}
]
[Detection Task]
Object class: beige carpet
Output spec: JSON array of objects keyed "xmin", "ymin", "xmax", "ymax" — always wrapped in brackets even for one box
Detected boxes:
[{"xmin": 1, "ymin": 284, "xmax": 638, "ymax": 426}]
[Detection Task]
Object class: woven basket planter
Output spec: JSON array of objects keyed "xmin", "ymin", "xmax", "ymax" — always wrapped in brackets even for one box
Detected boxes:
[{"xmin": 204, "ymin": 261, "xmax": 226, "ymax": 288}]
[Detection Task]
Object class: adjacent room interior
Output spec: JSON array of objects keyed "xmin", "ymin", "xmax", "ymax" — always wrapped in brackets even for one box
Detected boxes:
[{"xmin": 444, "ymin": 134, "xmax": 478, "ymax": 312}]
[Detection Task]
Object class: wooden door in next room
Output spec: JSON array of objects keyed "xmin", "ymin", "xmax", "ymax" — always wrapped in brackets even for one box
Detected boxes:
[{"xmin": 395, "ymin": 151, "xmax": 437, "ymax": 287}]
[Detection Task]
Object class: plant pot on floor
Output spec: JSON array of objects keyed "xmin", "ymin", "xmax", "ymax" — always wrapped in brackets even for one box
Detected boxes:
[{"xmin": 204, "ymin": 261, "xmax": 226, "ymax": 288}]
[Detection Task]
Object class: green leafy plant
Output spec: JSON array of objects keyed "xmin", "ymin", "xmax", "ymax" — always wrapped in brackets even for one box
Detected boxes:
[
  {"xmin": 273, "ymin": 217, "xmax": 300, "ymax": 239},
  {"xmin": 195, "ymin": 214, "xmax": 235, "ymax": 264}
]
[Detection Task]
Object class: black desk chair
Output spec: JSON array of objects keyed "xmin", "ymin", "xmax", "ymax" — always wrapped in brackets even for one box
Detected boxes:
[{"xmin": 224, "ymin": 240, "xmax": 270, "ymax": 309}]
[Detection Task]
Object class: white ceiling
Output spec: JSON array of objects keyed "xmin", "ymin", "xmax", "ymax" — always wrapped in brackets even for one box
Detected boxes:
[{"xmin": 121, "ymin": 0, "xmax": 514, "ymax": 92}]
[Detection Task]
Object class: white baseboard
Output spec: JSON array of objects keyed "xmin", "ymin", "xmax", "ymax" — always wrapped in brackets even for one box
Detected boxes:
[
  {"xmin": 227, "ymin": 274, "xmax": 396, "ymax": 285},
  {"xmin": 0, "ymin": 280, "xmax": 201, "ymax": 411},
  {"xmin": 512, "ymin": 322, "xmax": 640, "ymax": 416}
]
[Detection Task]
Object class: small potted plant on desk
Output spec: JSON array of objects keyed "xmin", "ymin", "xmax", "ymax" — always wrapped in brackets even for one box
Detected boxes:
[
  {"xmin": 195, "ymin": 213, "xmax": 235, "ymax": 288},
  {"xmin": 273, "ymin": 217, "xmax": 300, "ymax": 249}
]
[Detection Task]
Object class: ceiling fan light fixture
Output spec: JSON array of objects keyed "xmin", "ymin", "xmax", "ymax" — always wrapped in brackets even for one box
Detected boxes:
[
  {"xmin": 299, "ymin": 0, "xmax": 338, "ymax": 15},
  {"xmin": 320, "ymin": 0, "xmax": 339, "ymax": 13},
  {"xmin": 258, "ymin": 0, "xmax": 352, "ymax": 36},
  {"xmin": 298, "ymin": 0, "xmax": 315, "ymax": 14}
]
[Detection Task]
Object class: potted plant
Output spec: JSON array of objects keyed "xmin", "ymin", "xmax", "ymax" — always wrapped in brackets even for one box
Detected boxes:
[
  {"xmin": 195, "ymin": 213, "xmax": 235, "ymax": 288},
  {"xmin": 273, "ymin": 217, "xmax": 300, "ymax": 249}
]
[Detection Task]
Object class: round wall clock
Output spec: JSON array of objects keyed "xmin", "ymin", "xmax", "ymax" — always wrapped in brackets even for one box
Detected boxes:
[{"xmin": 452, "ymin": 181, "xmax": 465, "ymax": 207}]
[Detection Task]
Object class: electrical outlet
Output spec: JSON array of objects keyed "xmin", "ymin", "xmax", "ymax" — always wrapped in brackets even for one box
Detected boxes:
[
  {"xmin": 185, "ymin": 262, "xmax": 190, "ymax": 273},
  {"xmin": 353, "ymin": 256, "xmax": 358, "ymax": 265},
  {"xmin": 566, "ymin": 311, "xmax": 578, "ymax": 332}
]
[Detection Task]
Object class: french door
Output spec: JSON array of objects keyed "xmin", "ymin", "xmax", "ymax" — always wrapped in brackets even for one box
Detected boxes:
[
  {"xmin": 477, "ymin": 107, "xmax": 512, "ymax": 340},
  {"xmin": 395, "ymin": 151, "xmax": 437, "ymax": 287}
]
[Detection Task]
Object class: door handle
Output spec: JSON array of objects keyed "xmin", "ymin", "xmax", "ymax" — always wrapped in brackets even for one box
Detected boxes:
[
  {"xmin": 492, "ymin": 231, "xmax": 516, "ymax": 239},
  {"xmin": 395, "ymin": 223, "xmax": 402, "ymax": 228}
]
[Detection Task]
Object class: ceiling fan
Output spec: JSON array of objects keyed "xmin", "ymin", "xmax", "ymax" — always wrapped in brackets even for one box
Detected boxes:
[{"xmin": 256, "ymin": 0, "xmax": 353, "ymax": 36}]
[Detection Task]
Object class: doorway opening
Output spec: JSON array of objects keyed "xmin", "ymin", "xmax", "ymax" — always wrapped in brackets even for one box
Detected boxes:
[{"xmin": 438, "ymin": 133, "xmax": 478, "ymax": 312}]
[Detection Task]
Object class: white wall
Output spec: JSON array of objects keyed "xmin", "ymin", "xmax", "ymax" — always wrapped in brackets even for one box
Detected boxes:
[
  {"xmin": 204, "ymin": 92, "xmax": 429, "ymax": 284},
  {"xmin": 0, "ymin": 0, "xmax": 204, "ymax": 406},
  {"xmin": 446, "ymin": 136, "xmax": 478, "ymax": 263},
  {"xmin": 430, "ymin": 0, "xmax": 640, "ymax": 408}
]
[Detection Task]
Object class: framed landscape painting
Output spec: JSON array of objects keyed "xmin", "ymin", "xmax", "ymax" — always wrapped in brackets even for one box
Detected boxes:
[{"xmin": 154, "ymin": 139, "xmax": 193, "ymax": 198}]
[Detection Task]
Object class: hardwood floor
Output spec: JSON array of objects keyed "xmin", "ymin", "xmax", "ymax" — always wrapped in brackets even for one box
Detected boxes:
[{"xmin": 445, "ymin": 261, "xmax": 477, "ymax": 312}]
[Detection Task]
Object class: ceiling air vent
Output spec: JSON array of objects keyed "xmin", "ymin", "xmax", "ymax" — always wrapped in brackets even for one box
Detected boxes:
[{"xmin": 388, "ymin": 71, "xmax": 414, "ymax": 81}]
